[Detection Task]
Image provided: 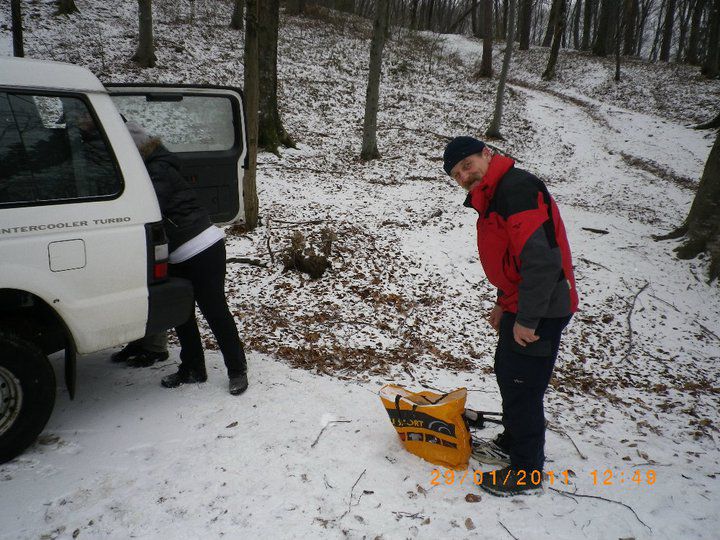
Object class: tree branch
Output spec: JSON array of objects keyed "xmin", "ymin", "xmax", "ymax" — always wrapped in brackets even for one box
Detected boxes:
[{"xmin": 548, "ymin": 488, "xmax": 652, "ymax": 531}]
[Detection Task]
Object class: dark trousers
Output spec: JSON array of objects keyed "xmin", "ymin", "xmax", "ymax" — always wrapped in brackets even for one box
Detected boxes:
[
  {"xmin": 494, "ymin": 312, "xmax": 571, "ymax": 472},
  {"xmin": 170, "ymin": 240, "xmax": 246, "ymax": 378}
]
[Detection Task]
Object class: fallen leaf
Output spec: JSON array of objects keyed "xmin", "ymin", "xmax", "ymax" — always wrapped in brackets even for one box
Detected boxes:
[
  {"xmin": 465, "ymin": 517, "xmax": 476, "ymax": 530},
  {"xmin": 225, "ymin": 421, "xmax": 238, "ymax": 429},
  {"xmin": 465, "ymin": 493, "xmax": 481, "ymax": 503}
]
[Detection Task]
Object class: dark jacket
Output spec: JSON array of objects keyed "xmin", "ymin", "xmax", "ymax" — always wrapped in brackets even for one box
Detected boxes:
[
  {"xmin": 464, "ymin": 155, "xmax": 578, "ymax": 329},
  {"xmin": 144, "ymin": 143, "xmax": 212, "ymax": 252}
]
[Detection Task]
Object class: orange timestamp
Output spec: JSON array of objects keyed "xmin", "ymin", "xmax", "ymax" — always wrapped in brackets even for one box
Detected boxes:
[
  {"xmin": 591, "ymin": 469, "xmax": 657, "ymax": 486},
  {"xmin": 430, "ymin": 468, "xmax": 572, "ymax": 487}
]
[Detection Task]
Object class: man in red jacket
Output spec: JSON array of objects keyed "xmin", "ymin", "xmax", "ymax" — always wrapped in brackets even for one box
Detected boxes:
[{"xmin": 444, "ymin": 136, "xmax": 578, "ymax": 496}]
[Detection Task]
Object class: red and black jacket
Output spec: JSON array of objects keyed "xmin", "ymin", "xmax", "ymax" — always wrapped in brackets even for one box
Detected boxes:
[{"xmin": 464, "ymin": 155, "xmax": 578, "ymax": 329}]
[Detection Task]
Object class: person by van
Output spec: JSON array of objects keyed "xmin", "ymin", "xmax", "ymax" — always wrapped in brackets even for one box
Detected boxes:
[{"xmin": 125, "ymin": 121, "xmax": 248, "ymax": 396}]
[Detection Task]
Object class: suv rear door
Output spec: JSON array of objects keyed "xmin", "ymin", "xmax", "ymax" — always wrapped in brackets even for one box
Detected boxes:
[{"xmin": 105, "ymin": 84, "xmax": 247, "ymax": 224}]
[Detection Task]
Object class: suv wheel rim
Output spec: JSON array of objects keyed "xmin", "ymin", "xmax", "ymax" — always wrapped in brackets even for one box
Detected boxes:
[{"xmin": 0, "ymin": 366, "xmax": 23, "ymax": 437}]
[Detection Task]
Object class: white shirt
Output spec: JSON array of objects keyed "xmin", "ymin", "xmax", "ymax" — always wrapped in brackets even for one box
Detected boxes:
[{"xmin": 169, "ymin": 225, "xmax": 224, "ymax": 264}]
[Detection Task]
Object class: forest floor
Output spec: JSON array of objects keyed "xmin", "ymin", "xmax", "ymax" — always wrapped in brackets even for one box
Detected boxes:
[{"xmin": 1, "ymin": 2, "xmax": 720, "ymax": 539}]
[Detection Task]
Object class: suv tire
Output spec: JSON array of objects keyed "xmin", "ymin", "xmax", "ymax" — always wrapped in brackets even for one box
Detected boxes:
[{"xmin": 0, "ymin": 330, "xmax": 56, "ymax": 464}]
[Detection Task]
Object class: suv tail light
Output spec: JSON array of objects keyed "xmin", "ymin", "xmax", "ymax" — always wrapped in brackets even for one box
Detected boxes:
[{"xmin": 145, "ymin": 221, "xmax": 169, "ymax": 283}]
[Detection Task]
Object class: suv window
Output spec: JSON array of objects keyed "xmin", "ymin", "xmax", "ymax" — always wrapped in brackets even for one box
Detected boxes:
[
  {"xmin": 0, "ymin": 92, "xmax": 121, "ymax": 206},
  {"xmin": 111, "ymin": 94, "xmax": 236, "ymax": 152}
]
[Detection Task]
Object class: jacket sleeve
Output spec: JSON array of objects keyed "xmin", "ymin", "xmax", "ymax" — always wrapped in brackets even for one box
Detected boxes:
[{"xmin": 499, "ymin": 175, "xmax": 563, "ymax": 329}]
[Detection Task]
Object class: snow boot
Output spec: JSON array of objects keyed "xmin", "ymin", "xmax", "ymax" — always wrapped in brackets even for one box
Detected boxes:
[
  {"xmin": 161, "ymin": 366, "xmax": 207, "ymax": 388},
  {"xmin": 477, "ymin": 466, "xmax": 543, "ymax": 497},
  {"xmin": 228, "ymin": 372, "xmax": 248, "ymax": 396},
  {"xmin": 110, "ymin": 343, "xmax": 140, "ymax": 363}
]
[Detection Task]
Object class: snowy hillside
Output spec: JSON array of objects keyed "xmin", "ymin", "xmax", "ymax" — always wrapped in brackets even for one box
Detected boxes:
[{"xmin": 1, "ymin": 2, "xmax": 719, "ymax": 539}]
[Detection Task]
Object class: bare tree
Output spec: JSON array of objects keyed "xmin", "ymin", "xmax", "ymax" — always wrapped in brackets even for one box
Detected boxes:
[
  {"xmin": 593, "ymin": 0, "xmax": 619, "ymax": 56},
  {"xmin": 581, "ymin": 0, "xmax": 594, "ymax": 49},
  {"xmin": 11, "ymin": 0, "xmax": 23, "ymax": 58},
  {"xmin": 361, "ymin": 0, "xmax": 391, "ymax": 160},
  {"xmin": 572, "ymin": 0, "xmax": 583, "ymax": 48},
  {"xmin": 543, "ymin": 0, "xmax": 566, "ymax": 79},
  {"xmin": 258, "ymin": 0, "xmax": 295, "ymax": 154},
  {"xmin": 478, "ymin": 0, "xmax": 494, "ymax": 76},
  {"xmin": 287, "ymin": 0, "xmax": 307, "ymax": 15},
  {"xmin": 622, "ymin": 0, "xmax": 638, "ymax": 54},
  {"xmin": 486, "ymin": 0, "xmax": 516, "ymax": 138},
  {"xmin": 56, "ymin": 0, "xmax": 79, "ymax": 15},
  {"xmin": 686, "ymin": 0, "xmax": 705, "ymax": 64},
  {"xmin": 649, "ymin": 0, "xmax": 667, "ymax": 60},
  {"xmin": 635, "ymin": 0, "xmax": 654, "ymax": 55},
  {"xmin": 701, "ymin": 0, "xmax": 720, "ymax": 77},
  {"xmin": 230, "ymin": 0, "xmax": 244, "ymax": 29},
  {"xmin": 655, "ymin": 130, "xmax": 720, "ymax": 281},
  {"xmin": 614, "ymin": 0, "xmax": 625, "ymax": 79},
  {"xmin": 659, "ymin": 0, "xmax": 676, "ymax": 60},
  {"xmin": 243, "ymin": 0, "xmax": 260, "ymax": 231},
  {"xmin": 518, "ymin": 0, "xmax": 532, "ymax": 49},
  {"xmin": 132, "ymin": 0, "xmax": 156, "ymax": 68},
  {"xmin": 543, "ymin": 0, "xmax": 563, "ymax": 45}
]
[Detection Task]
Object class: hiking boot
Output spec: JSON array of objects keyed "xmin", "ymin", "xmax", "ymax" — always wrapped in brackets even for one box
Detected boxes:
[
  {"xmin": 110, "ymin": 343, "xmax": 140, "ymax": 363},
  {"xmin": 492, "ymin": 432, "xmax": 511, "ymax": 455},
  {"xmin": 477, "ymin": 466, "xmax": 543, "ymax": 497},
  {"xmin": 126, "ymin": 350, "xmax": 169, "ymax": 368},
  {"xmin": 161, "ymin": 366, "xmax": 207, "ymax": 388},
  {"xmin": 471, "ymin": 437, "xmax": 511, "ymax": 466},
  {"xmin": 229, "ymin": 372, "xmax": 248, "ymax": 396}
]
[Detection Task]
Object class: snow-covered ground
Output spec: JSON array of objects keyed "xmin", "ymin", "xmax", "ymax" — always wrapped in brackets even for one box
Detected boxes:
[{"xmin": 1, "ymin": 2, "xmax": 719, "ymax": 539}]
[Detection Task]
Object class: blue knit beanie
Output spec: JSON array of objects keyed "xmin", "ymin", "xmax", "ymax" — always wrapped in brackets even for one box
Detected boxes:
[{"xmin": 443, "ymin": 136, "xmax": 486, "ymax": 175}]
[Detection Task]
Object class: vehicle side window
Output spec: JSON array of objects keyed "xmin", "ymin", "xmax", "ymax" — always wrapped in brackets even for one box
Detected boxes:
[
  {"xmin": 112, "ymin": 95, "xmax": 236, "ymax": 153},
  {"xmin": 0, "ymin": 91, "xmax": 121, "ymax": 206}
]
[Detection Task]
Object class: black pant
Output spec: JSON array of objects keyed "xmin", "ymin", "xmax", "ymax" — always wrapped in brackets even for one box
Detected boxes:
[
  {"xmin": 170, "ymin": 240, "xmax": 246, "ymax": 378},
  {"xmin": 494, "ymin": 312, "xmax": 571, "ymax": 472}
]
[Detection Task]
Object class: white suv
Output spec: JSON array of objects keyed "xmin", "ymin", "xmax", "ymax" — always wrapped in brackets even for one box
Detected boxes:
[{"xmin": 0, "ymin": 57, "xmax": 247, "ymax": 463}]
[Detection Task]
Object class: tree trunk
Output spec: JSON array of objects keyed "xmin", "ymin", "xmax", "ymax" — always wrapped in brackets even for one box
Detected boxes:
[
  {"xmin": 702, "ymin": 0, "xmax": 720, "ymax": 77},
  {"xmin": 614, "ymin": 0, "xmax": 624, "ymax": 79},
  {"xmin": 657, "ymin": 131, "xmax": 720, "ymax": 282},
  {"xmin": 230, "ymin": 0, "xmax": 244, "ymax": 28},
  {"xmin": 573, "ymin": 0, "xmax": 582, "ymax": 48},
  {"xmin": 361, "ymin": 0, "xmax": 390, "ymax": 161},
  {"xmin": 243, "ymin": 0, "xmax": 260, "ymax": 231},
  {"xmin": 478, "ymin": 0, "xmax": 494, "ymax": 76},
  {"xmin": 486, "ymin": 0, "xmax": 516, "ymax": 138},
  {"xmin": 286, "ymin": 0, "xmax": 306, "ymax": 15},
  {"xmin": 659, "ymin": 0, "xmax": 676, "ymax": 61},
  {"xmin": 593, "ymin": 0, "xmax": 617, "ymax": 56},
  {"xmin": 650, "ymin": 0, "xmax": 667, "ymax": 60},
  {"xmin": 622, "ymin": 0, "xmax": 638, "ymax": 54},
  {"xmin": 685, "ymin": 0, "xmax": 705, "ymax": 64},
  {"xmin": 56, "ymin": 0, "xmax": 79, "ymax": 15},
  {"xmin": 543, "ymin": 0, "xmax": 566, "ymax": 79},
  {"xmin": 518, "ymin": 0, "xmax": 532, "ymax": 49},
  {"xmin": 675, "ymin": 0, "xmax": 693, "ymax": 62},
  {"xmin": 11, "ymin": 0, "xmax": 24, "ymax": 58},
  {"xmin": 581, "ymin": 0, "xmax": 594, "ymax": 48},
  {"xmin": 258, "ymin": 0, "xmax": 295, "ymax": 154},
  {"xmin": 636, "ymin": 0, "xmax": 653, "ymax": 55},
  {"xmin": 132, "ymin": 0, "xmax": 156, "ymax": 68},
  {"xmin": 426, "ymin": 0, "xmax": 435, "ymax": 30},
  {"xmin": 543, "ymin": 0, "xmax": 562, "ymax": 46},
  {"xmin": 472, "ymin": 0, "xmax": 479, "ymax": 35}
]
